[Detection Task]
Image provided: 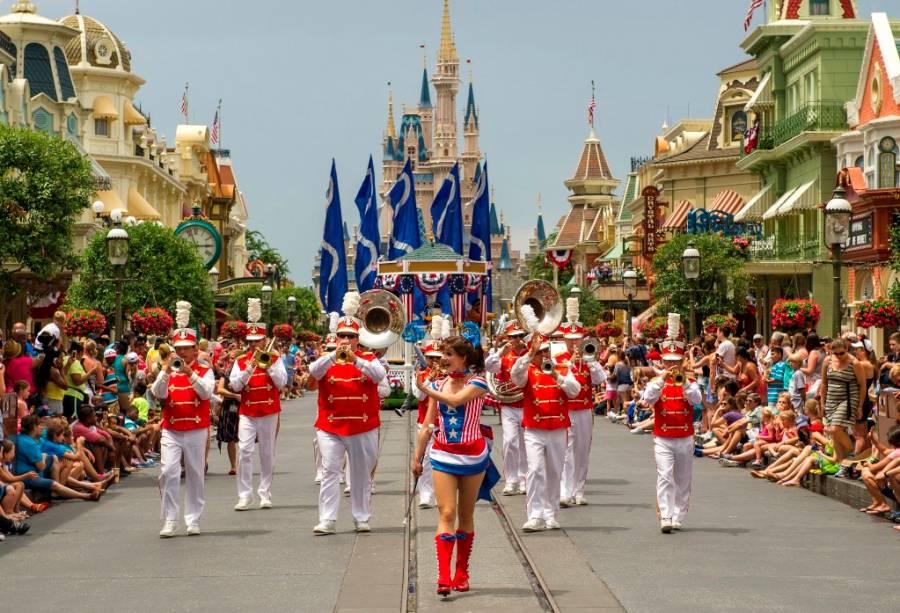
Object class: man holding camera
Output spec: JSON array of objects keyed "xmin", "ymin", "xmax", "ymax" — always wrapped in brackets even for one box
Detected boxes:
[
  {"xmin": 229, "ymin": 322, "xmax": 288, "ymax": 511},
  {"xmin": 510, "ymin": 334, "xmax": 580, "ymax": 532},
  {"xmin": 308, "ymin": 314, "xmax": 386, "ymax": 535},
  {"xmin": 150, "ymin": 327, "xmax": 215, "ymax": 538},
  {"xmin": 485, "ymin": 321, "xmax": 529, "ymax": 496}
]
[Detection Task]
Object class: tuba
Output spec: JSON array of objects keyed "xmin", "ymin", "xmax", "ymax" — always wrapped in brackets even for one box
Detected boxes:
[
  {"xmin": 486, "ymin": 370, "xmax": 524, "ymax": 403},
  {"xmin": 513, "ymin": 280, "xmax": 563, "ymax": 336},
  {"xmin": 357, "ymin": 289, "xmax": 406, "ymax": 350}
]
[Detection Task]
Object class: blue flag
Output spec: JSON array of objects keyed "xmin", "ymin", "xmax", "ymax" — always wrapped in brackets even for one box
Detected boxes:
[
  {"xmin": 387, "ymin": 159, "xmax": 421, "ymax": 259},
  {"xmin": 354, "ymin": 155, "xmax": 380, "ymax": 292},
  {"xmin": 468, "ymin": 161, "xmax": 492, "ymax": 314},
  {"xmin": 318, "ymin": 160, "xmax": 348, "ymax": 313},
  {"xmin": 430, "ymin": 162, "xmax": 463, "ymax": 254}
]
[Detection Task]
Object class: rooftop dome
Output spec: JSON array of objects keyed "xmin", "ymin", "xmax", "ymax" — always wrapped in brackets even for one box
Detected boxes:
[{"xmin": 58, "ymin": 13, "xmax": 131, "ymax": 72}]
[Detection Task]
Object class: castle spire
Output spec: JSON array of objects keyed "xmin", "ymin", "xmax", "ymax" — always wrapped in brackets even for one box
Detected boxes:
[
  {"xmin": 464, "ymin": 74, "xmax": 478, "ymax": 130},
  {"xmin": 439, "ymin": 0, "xmax": 457, "ymax": 63},
  {"xmin": 385, "ymin": 84, "xmax": 396, "ymax": 141},
  {"xmin": 419, "ymin": 67, "xmax": 432, "ymax": 108}
]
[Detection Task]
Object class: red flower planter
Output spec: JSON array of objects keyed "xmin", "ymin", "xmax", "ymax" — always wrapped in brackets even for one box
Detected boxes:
[
  {"xmin": 770, "ymin": 299, "xmax": 821, "ymax": 334},
  {"xmin": 65, "ymin": 309, "xmax": 107, "ymax": 337},
  {"xmin": 130, "ymin": 307, "xmax": 173, "ymax": 336},
  {"xmin": 855, "ymin": 299, "xmax": 899, "ymax": 329}
]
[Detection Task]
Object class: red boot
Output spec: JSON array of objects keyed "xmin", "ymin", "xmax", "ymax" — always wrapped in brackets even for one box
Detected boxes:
[
  {"xmin": 452, "ymin": 531, "xmax": 474, "ymax": 592},
  {"xmin": 435, "ymin": 533, "xmax": 456, "ymax": 596}
]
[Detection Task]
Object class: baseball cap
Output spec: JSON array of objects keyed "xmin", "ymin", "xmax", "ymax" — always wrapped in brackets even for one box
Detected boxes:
[
  {"xmin": 103, "ymin": 347, "xmax": 117, "ymax": 359},
  {"xmin": 851, "ymin": 339, "xmax": 873, "ymax": 352},
  {"xmin": 753, "ymin": 334, "xmax": 764, "ymax": 341},
  {"xmin": 126, "ymin": 351, "xmax": 139, "ymax": 363}
]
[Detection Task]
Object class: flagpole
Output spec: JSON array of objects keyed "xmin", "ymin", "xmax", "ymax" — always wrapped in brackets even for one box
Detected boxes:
[{"xmin": 217, "ymin": 98, "xmax": 222, "ymax": 153}]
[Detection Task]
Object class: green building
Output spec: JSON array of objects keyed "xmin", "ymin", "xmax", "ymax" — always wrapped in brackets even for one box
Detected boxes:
[{"xmin": 735, "ymin": 0, "xmax": 868, "ymax": 336}]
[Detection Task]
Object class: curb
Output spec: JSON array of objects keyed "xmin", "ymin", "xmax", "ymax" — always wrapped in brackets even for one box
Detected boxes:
[{"xmin": 801, "ymin": 472, "xmax": 899, "ymax": 514}]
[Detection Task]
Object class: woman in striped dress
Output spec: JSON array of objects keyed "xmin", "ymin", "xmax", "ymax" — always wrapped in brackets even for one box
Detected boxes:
[
  {"xmin": 413, "ymin": 336, "xmax": 488, "ymax": 598},
  {"xmin": 821, "ymin": 339, "xmax": 865, "ymax": 466}
]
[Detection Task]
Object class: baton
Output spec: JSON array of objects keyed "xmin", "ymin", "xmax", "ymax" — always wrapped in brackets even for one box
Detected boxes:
[{"xmin": 403, "ymin": 474, "xmax": 420, "ymax": 526}]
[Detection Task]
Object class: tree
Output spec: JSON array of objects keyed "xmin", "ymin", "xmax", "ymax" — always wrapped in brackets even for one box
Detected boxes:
[
  {"xmin": 651, "ymin": 232, "xmax": 750, "ymax": 324},
  {"xmin": 0, "ymin": 126, "xmax": 95, "ymax": 319},
  {"xmin": 246, "ymin": 229, "xmax": 290, "ymax": 280},
  {"xmin": 226, "ymin": 285, "xmax": 321, "ymax": 330},
  {"xmin": 68, "ymin": 222, "xmax": 214, "ymax": 325}
]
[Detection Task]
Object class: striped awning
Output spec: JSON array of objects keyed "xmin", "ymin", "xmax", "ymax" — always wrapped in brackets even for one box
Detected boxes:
[
  {"xmin": 661, "ymin": 200, "xmax": 693, "ymax": 230},
  {"xmin": 708, "ymin": 190, "xmax": 745, "ymax": 216},
  {"xmin": 744, "ymin": 71, "xmax": 772, "ymax": 112},
  {"xmin": 762, "ymin": 186, "xmax": 799, "ymax": 220},
  {"xmin": 734, "ymin": 184, "xmax": 774, "ymax": 222}
]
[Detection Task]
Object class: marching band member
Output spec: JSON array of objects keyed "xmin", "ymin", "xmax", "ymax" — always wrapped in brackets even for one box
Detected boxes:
[
  {"xmin": 151, "ymin": 302, "xmax": 215, "ymax": 538},
  {"xmin": 230, "ymin": 299, "xmax": 288, "ymax": 511},
  {"xmin": 640, "ymin": 313, "xmax": 702, "ymax": 533},
  {"xmin": 510, "ymin": 334, "xmax": 580, "ymax": 532},
  {"xmin": 556, "ymin": 322, "xmax": 607, "ymax": 507},
  {"xmin": 413, "ymin": 336, "xmax": 489, "ymax": 597},
  {"xmin": 484, "ymin": 321, "xmax": 528, "ymax": 496},
  {"xmin": 411, "ymin": 343, "xmax": 444, "ymax": 508},
  {"xmin": 308, "ymin": 297, "xmax": 386, "ymax": 535}
]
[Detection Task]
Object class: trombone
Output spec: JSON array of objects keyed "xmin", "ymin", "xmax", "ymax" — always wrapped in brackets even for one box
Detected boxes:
[{"xmin": 253, "ymin": 337, "xmax": 278, "ymax": 368}]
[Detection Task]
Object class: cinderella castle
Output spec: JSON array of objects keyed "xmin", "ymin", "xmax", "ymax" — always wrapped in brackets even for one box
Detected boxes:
[{"xmin": 375, "ymin": 0, "xmax": 526, "ymax": 304}]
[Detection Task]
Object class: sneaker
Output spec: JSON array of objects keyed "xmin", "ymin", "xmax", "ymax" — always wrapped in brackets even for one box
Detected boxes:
[
  {"xmin": 630, "ymin": 427, "xmax": 645, "ymax": 435},
  {"xmin": 719, "ymin": 459, "xmax": 742, "ymax": 467},
  {"xmin": 354, "ymin": 520, "xmax": 371, "ymax": 533},
  {"xmin": 259, "ymin": 494, "xmax": 273, "ymax": 509},
  {"xmin": 671, "ymin": 521, "xmax": 682, "ymax": 531},
  {"xmin": 314, "ymin": 471, "xmax": 323, "ymax": 484},
  {"xmin": 834, "ymin": 466, "xmax": 851, "ymax": 479},
  {"xmin": 660, "ymin": 519, "xmax": 673, "ymax": 534},
  {"xmin": 186, "ymin": 524, "xmax": 200, "ymax": 536},
  {"xmin": 234, "ymin": 497, "xmax": 253, "ymax": 511},
  {"xmin": 522, "ymin": 518, "xmax": 546, "ymax": 532},
  {"xmin": 518, "ymin": 481, "xmax": 526, "ymax": 494},
  {"xmin": 501, "ymin": 483, "xmax": 518, "ymax": 496},
  {"xmin": 418, "ymin": 496, "xmax": 435, "ymax": 509},
  {"xmin": 313, "ymin": 520, "xmax": 336, "ymax": 535},
  {"xmin": 159, "ymin": 520, "xmax": 178, "ymax": 538},
  {"xmin": 0, "ymin": 533, "xmax": 4, "ymax": 541},
  {"xmin": 545, "ymin": 518, "xmax": 561, "ymax": 530},
  {"xmin": 750, "ymin": 460, "xmax": 765, "ymax": 469},
  {"xmin": 343, "ymin": 485, "xmax": 351, "ymax": 497},
  {"xmin": 560, "ymin": 497, "xmax": 575, "ymax": 508},
  {"xmin": 574, "ymin": 495, "xmax": 588, "ymax": 506}
]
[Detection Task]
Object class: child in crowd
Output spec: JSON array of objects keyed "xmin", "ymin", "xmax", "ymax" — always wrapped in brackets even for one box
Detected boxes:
[
  {"xmin": 14, "ymin": 379, "xmax": 29, "ymax": 432},
  {"xmin": 721, "ymin": 395, "xmax": 793, "ymax": 467},
  {"xmin": 859, "ymin": 426, "xmax": 900, "ymax": 515},
  {"xmin": 41, "ymin": 421, "xmax": 105, "ymax": 495},
  {"xmin": 787, "ymin": 354, "xmax": 806, "ymax": 412},
  {"xmin": 766, "ymin": 347, "xmax": 786, "ymax": 406}
]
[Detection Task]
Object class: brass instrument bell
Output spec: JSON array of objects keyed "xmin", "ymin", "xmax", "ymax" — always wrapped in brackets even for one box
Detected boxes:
[
  {"xmin": 335, "ymin": 346, "xmax": 352, "ymax": 363},
  {"xmin": 541, "ymin": 358, "xmax": 555, "ymax": 375},
  {"xmin": 672, "ymin": 370, "xmax": 685, "ymax": 386}
]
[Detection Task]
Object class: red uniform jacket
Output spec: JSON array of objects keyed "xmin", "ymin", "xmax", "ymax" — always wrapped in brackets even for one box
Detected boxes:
[
  {"xmin": 522, "ymin": 365, "xmax": 570, "ymax": 430},
  {"xmin": 316, "ymin": 351, "xmax": 381, "ymax": 436},
  {"xmin": 236, "ymin": 353, "xmax": 282, "ymax": 417},
  {"xmin": 161, "ymin": 363, "xmax": 211, "ymax": 432},
  {"xmin": 496, "ymin": 350, "xmax": 525, "ymax": 409},
  {"xmin": 653, "ymin": 378, "xmax": 694, "ymax": 438}
]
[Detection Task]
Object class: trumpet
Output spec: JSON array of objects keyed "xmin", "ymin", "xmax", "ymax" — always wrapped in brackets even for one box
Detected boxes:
[
  {"xmin": 669, "ymin": 368, "xmax": 685, "ymax": 386},
  {"xmin": 171, "ymin": 357, "xmax": 184, "ymax": 370},
  {"xmin": 254, "ymin": 337, "xmax": 277, "ymax": 368},
  {"xmin": 335, "ymin": 346, "xmax": 353, "ymax": 364},
  {"xmin": 579, "ymin": 338, "xmax": 598, "ymax": 361},
  {"xmin": 541, "ymin": 358, "xmax": 555, "ymax": 375}
]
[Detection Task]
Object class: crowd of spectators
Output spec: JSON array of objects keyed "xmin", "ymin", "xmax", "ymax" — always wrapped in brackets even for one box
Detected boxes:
[
  {"xmin": 591, "ymin": 327, "xmax": 900, "ymax": 534},
  {"xmin": 0, "ymin": 312, "xmax": 321, "ymax": 542}
]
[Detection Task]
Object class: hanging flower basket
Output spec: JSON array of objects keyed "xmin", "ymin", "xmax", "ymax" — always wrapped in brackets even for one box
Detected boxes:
[
  {"xmin": 594, "ymin": 322, "xmax": 623, "ymax": 338},
  {"xmin": 130, "ymin": 307, "xmax": 173, "ymax": 336},
  {"xmin": 65, "ymin": 309, "xmax": 107, "ymax": 337},
  {"xmin": 221, "ymin": 320, "xmax": 247, "ymax": 340},
  {"xmin": 272, "ymin": 323, "xmax": 294, "ymax": 341},
  {"xmin": 732, "ymin": 236, "xmax": 751, "ymax": 259},
  {"xmin": 642, "ymin": 316, "xmax": 677, "ymax": 340},
  {"xmin": 770, "ymin": 299, "xmax": 821, "ymax": 333},
  {"xmin": 703, "ymin": 313, "xmax": 739, "ymax": 336},
  {"xmin": 855, "ymin": 299, "xmax": 899, "ymax": 329}
]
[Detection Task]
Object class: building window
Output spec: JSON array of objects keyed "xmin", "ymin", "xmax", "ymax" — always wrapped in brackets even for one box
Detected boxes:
[
  {"xmin": 854, "ymin": 155, "xmax": 864, "ymax": 169},
  {"xmin": 94, "ymin": 117, "xmax": 109, "ymax": 137},
  {"xmin": 23, "ymin": 43, "xmax": 57, "ymax": 101},
  {"xmin": 809, "ymin": 0, "xmax": 830, "ymax": 15},
  {"xmin": 730, "ymin": 111, "xmax": 747, "ymax": 142},
  {"xmin": 877, "ymin": 137, "xmax": 897, "ymax": 189}
]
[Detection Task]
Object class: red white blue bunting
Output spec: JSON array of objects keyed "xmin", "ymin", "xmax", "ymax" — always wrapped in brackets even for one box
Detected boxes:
[
  {"xmin": 415, "ymin": 273, "xmax": 448, "ymax": 295},
  {"xmin": 546, "ymin": 249, "xmax": 572, "ymax": 269}
]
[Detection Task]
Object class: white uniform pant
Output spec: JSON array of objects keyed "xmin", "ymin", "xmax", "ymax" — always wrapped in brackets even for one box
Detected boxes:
[
  {"xmin": 159, "ymin": 428, "xmax": 207, "ymax": 526},
  {"xmin": 237, "ymin": 413, "xmax": 279, "ymax": 501},
  {"xmin": 561, "ymin": 409, "xmax": 593, "ymax": 500},
  {"xmin": 524, "ymin": 428, "xmax": 567, "ymax": 522},
  {"xmin": 317, "ymin": 428, "xmax": 379, "ymax": 522},
  {"xmin": 417, "ymin": 424, "xmax": 434, "ymax": 503},
  {"xmin": 500, "ymin": 406, "xmax": 527, "ymax": 487},
  {"xmin": 654, "ymin": 436, "xmax": 693, "ymax": 523}
]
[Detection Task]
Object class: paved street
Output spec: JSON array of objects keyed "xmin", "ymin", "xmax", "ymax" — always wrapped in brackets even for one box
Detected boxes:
[{"xmin": 3, "ymin": 396, "xmax": 899, "ymax": 612}]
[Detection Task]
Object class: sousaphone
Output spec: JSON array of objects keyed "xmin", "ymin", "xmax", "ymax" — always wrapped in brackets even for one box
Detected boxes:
[
  {"xmin": 357, "ymin": 289, "xmax": 406, "ymax": 350},
  {"xmin": 513, "ymin": 280, "xmax": 563, "ymax": 336}
]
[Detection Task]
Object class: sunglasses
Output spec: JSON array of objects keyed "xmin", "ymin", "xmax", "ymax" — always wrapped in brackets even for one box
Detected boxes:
[
  {"xmin": 832, "ymin": 351, "xmax": 846, "ymax": 356},
  {"xmin": 336, "ymin": 333, "xmax": 356, "ymax": 340}
]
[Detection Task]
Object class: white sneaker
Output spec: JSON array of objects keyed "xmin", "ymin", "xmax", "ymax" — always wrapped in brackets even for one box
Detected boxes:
[
  {"xmin": 418, "ymin": 496, "xmax": 435, "ymax": 509},
  {"xmin": 501, "ymin": 483, "xmax": 518, "ymax": 496},
  {"xmin": 314, "ymin": 471, "xmax": 323, "ymax": 484},
  {"xmin": 671, "ymin": 521, "xmax": 682, "ymax": 531},
  {"xmin": 559, "ymin": 497, "xmax": 575, "ymax": 508},
  {"xmin": 370, "ymin": 482, "xmax": 376, "ymax": 494},
  {"xmin": 518, "ymin": 482, "xmax": 526, "ymax": 494},
  {"xmin": 159, "ymin": 520, "xmax": 178, "ymax": 538},
  {"xmin": 522, "ymin": 518, "xmax": 546, "ymax": 532},
  {"xmin": 629, "ymin": 427, "xmax": 645, "ymax": 434},
  {"xmin": 354, "ymin": 520, "xmax": 371, "ymax": 533},
  {"xmin": 343, "ymin": 485, "xmax": 351, "ymax": 497},
  {"xmin": 186, "ymin": 524, "xmax": 200, "ymax": 536},
  {"xmin": 660, "ymin": 519, "xmax": 673, "ymax": 534},
  {"xmin": 313, "ymin": 520, "xmax": 336, "ymax": 535},
  {"xmin": 234, "ymin": 497, "xmax": 253, "ymax": 511},
  {"xmin": 259, "ymin": 494, "xmax": 272, "ymax": 509},
  {"xmin": 545, "ymin": 518, "xmax": 561, "ymax": 530},
  {"xmin": 574, "ymin": 495, "xmax": 588, "ymax": 506},
  {"xmin": 0, "ymin": 533, "xmax": 5, "ymax": 541}
]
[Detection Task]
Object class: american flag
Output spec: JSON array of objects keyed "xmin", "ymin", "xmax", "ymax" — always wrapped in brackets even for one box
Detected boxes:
[
  {"xmin": 180, "ymin": 83, "xmax": 188, "ymax": 120},
  {"xmin": 210, "ymin": 109, "xmax": 220, "ymax": 145},
  {"xmin": 587, "ymin": 96, "xmax": 596, "ymax": 126},
  {"xmin": 744, "ymin": 0, "xmax": 764, "ymax": 31}
]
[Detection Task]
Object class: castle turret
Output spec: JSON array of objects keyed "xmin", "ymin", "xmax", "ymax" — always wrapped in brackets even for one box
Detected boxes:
[
  {"xmin": 431, "ymin": 0, "xmax": 459, "ymax": 190},
  {"xmin": 460, "ymin": 72, "xmax": 480, "ymax": 187},
  {"xmin": 418, "ymin": 63, "xmax": 433, "ymax": 153}
]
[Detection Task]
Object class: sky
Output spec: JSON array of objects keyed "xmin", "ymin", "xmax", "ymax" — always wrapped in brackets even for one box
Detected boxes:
[{"xmin": 35, "ymin": 0, "xmax": 888, "ymax": 284}]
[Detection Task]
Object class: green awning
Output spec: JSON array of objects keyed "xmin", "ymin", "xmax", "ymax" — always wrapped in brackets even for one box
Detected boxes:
[{"xmin": 601, "ymin": 241, "xmax": 623, "ymax": 260}]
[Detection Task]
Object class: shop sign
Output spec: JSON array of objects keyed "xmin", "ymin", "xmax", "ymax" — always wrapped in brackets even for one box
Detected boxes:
[
  {"xmin": 642, "ymin": 186, "xmax": 661, "ymax": 256},
  {"xmin": 844, "ymin": 213, "xmax": 872, "ymax": 250}
]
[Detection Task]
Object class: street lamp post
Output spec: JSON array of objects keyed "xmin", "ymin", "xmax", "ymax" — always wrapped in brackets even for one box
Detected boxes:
[
  {"xmin": 825, "ymin": 186, "xmax": 852, "ymax": 338},
  {"xmin": 261, "ymin": 284, "xmax": 273, "ymax": 329},
  {"xmin": 287, "ymin": 294, "xmax": 297, "ymax": 326},
  {"xmin": 208, "ymin": 267, "xmax": 219, "ymax": 338},
  {"xmin": 623, "ymin": 269, "xmax": 637, "ymax": 340},
  {"xmin": 106, "ymin": 219, "xmax": 130, "ymax": 341},
  {"xmin": 682, "ymin": 242, "xmax": 701, "ymax": 341}
]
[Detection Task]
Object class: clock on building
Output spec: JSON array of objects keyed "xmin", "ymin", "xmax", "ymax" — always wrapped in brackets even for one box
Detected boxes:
[{"xmin": 175, "ymin": 217, "xmax": 222, "ymax": 270}]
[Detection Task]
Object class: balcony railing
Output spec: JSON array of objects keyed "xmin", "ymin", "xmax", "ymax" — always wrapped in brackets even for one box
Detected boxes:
[
  {"xmin": 749, "ymin": 235, "xmax": 820, "ymax": 261},
  {"xmin": 772, "ymin": 102, "xmax": 847, "ymax": 147}
]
